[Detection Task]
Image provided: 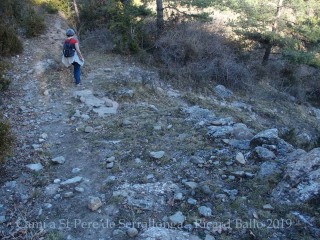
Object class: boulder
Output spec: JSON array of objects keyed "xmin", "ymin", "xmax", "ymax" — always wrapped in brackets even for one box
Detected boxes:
[
  {"xmin": 272, "ymin": 148, "xmax": 320, "ymax": 203},
  {"xmin": 250, "ymin": 128, "xmax": 279, "ymax": 147}
]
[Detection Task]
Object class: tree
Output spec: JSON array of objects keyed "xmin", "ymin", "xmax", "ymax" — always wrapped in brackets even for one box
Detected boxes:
[
  {"xmin": 141, "ymin": 0, "xmax": 213, "ymax": 34},
  {"xmin": 214, "ymin": 0, "xmax": 320, "ymax": 66},
  {"xmin": 156, "ymin": 0, "xmax": 164, "ymax": 35}
]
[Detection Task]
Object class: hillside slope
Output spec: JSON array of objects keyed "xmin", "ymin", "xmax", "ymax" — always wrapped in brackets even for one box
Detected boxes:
[{"xmin": 0, "ymin": 12, "xmax": 319, "ymax": 240}]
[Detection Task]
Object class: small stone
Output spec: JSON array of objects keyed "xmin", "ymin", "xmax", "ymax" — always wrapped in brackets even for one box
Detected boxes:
[
  {"xmin": 236, "ymin": 152, "xmax": 246, "ymax": 164},
  {"xmin": 81, "ymin": 114, "xmax": 90, "ymax": 120},
  {"xmin": 153, "ymin": 125, "xmax": 162, "ymax": 130},
  {"xmin": 32, "ymin": 144, "xmax": 41, "ymax": 150},
  {"xmin": 106, "ymin": 156, "xmax": 116, "ymax": 162},
  {"xmin": 263, "ymin": 204, "xmax": 274, "ymax": 210},
  {"xmin": 184, "ymin": 181, "xmax": 198, "ymax": 190},
  {"xmin": 64, "ymin": 192, "xmax": 74, "ymax": 198},
  {"xmin": 45, "ymin": 184, "xmax": 60, "ymax": 196},
  {"xmin": 85, "ymin": 126, "xmax": 94, "ymax": 133},
  {"xmin": 60, "ymin": 176, "xmax": 83, "ymax": 185},
  {"xmin": 0, "ymin": 216, "xmax": 6, "ymax": 223},
  {"xmin": 127, "ymin": 227, "xmax": 139, "ymax": 237},
  {"xmin": 104, "ymin": 176, "xmax": 116, "ymax": 183},
  {"xmin": 187, "ymin": 198, "xmax": 197, "ymax": 205},
  {"xmin": 88, "ymin": 196, "xmax": 103, "ymax": 211},
  {"xmin": 41, "ymin": 133, "xmax": 48, "ymax": 139},
  {"xmin": 75, "ymin": 187, "xmax": 84, "ymax": 193},
  {"xmin": 52, "ymin": 156, "xmax": 65, "ymax": 164},
  {"xmin": 26, "ymin": 163, "xmax": 43, "ymax": 172},
  {"xmin": 198, "ymin": 206, "xmax": 212, "ymax": 217},
  {"xmin": 169, "ymin": 211, "xmax": 185, "ymax": 225},
  {"xmin": 74, "ymin": 110, "xmax": 81, "ymax": 117},
  {"xmin": 53, "ymin": 194, "xmax": 61, "ymax": 200},
  {"xmin": 53, "ymin": 179, "xmax": 61, "ymax": 184},
  {"xmin": 106, "ymin": 162, "xmax": 114, "ymax": 169},
  {"xmin": 228, "ymin": 175, "xmax": 235, "ymax": 180},
  {"xmin": 150, "ymin": 151, "xmax": 165, "ymax": 159},
  {"xmin": 190, "ymin": 156, "xmax": 205, "ymax": 164},
  {"xmin": 43, "ymin": 203, "xmax": 52, "ymax": 209},
  {"xmin": 173, "ymin": 192, "xmax": 183, "ymax": 201},
  {"xmin": 135, "ymin": 158, "xmax": 142, "ymax": 164},
  {"xmin": 72, "ymin": 168, "xmax": 81, "ymax": 173},
  {"xmin": 146, "ymin": 174, "xmax": 154, "ymax": 180},
  {"xmin": 44, "ymin": 90, "xmax": 49, "ymax": 96}
]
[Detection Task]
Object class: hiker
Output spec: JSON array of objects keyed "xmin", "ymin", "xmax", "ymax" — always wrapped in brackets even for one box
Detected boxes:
[{"xmin": 62, "ymin": 28, "xmax": 84, "ymax": 86}]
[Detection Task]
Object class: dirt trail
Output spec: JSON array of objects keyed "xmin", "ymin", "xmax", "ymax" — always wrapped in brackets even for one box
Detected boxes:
[{"xmin": 1, "ymin": 12, "xmax": 191, "ymax": 239}]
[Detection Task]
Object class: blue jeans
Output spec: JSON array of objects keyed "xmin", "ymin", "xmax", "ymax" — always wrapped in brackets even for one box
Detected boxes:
[{"xmin": 72, "ymin": 62, "xmax": 81, "ymax": 84}]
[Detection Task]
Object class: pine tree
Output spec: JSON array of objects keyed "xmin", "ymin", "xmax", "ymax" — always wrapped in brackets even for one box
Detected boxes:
[{"xmin": 214, "ymin": 0, "xmax": 320, "ymax": 66}]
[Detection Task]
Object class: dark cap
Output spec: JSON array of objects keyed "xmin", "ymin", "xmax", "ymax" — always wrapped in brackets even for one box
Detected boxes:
[{"xmin": 66, "ymin": 28, "xmax": 75, "ymax": 37}]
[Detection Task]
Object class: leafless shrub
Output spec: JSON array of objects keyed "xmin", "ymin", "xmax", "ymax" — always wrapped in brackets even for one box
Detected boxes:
[
  {"xmin": 154, "ymin": 22, "xmax": 251, "ymax": 91},
  {"xmin": 82, "ymin": 28, "xmax": 114, "ymax": 53}
]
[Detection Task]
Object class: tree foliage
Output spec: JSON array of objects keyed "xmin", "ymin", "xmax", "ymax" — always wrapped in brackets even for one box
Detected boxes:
[
  {"xmin": 79, "ymin": 0, "xmax": 152, "ymax": 52},
  {"xmin": 213, "ymin": 0, "xmax": 320, "ymax": 66}
]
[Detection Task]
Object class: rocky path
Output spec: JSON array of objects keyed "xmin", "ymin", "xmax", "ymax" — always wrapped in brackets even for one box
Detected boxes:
[{"xmin": 1, "ymin": 13, "xmax": 320, "ymax": 240}]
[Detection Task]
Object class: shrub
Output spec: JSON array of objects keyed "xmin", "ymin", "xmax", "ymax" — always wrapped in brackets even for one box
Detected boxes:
[
  {"xmin": 80, "ymin": 0, "xmax": 151, "ymax": 53},
  {"xmin": 0, "ymin": 117, "xmax": 14, "ymax": 164},
  {"xmin": 154, "ymin": 23, "xmax": 251, "ymax": 91},
  {"xmin": 0, "ymin": 60, "xmax": 11, "ymax": 91},
  {"xmin": 0, "ymin": 24, "xmax": 23, "ymax": 56},
  {"xmin": 23, "ymin": 8, "xmax": 46, "ymax": 38}
]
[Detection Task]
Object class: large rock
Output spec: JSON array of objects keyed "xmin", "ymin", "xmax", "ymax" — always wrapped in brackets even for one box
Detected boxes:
[
  {"xmin": 250, "ymin": 128, "xmax": 279, "ymax": 147},
  {"xmin": 139, "ymin": 227, "xmax": 201, "ymax": 240},
  {"xmin": 253, "ymin": 147, "xmax": 276, "ymax": 161},
  {"xmin": 272, "ymin": 148, "xmax": 320, "ymax": 203},
  {"xmin": 232, "ymin": 123, "xmax": 254, "ymax": 140},
  {"xmin": 258, "ymin": 162, "xmax": 282, "ymax": 178},
  {"xmin": 183, "ymin": 106, "xmax": 215, "ymax": 124},
  {"xmin": 207, "ymin": 125, "xmax": 233, "ymax": 138},
  {"xmin": 213, "ymin": 85, "xmax": 233, "ymax": 98}
]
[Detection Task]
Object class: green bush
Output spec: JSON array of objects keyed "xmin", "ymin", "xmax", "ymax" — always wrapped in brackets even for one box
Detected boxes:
[
  {"xmin": 23, "ymin": 8, "xmax": 46, "ymax": 38},
  {"xmin": 0, "ymin": 24, "xmax": 23, "ymax": 56},
  {"xmin": 80, "ymin": 0, "xmax": 151, "ymax": 53},
  {"xmin": 0, "ymin": 117, "xmax": 14, "ymax": 164}
]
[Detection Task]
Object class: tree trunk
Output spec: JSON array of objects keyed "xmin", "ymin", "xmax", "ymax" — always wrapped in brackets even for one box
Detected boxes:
[
  {"xmin": 262, "ymin": 0, "xmax": 284, "ymax": 65},
  {"xmin": 73, "ymin": 0, "xmax": 80, "ymax": 26},
  {"xmin": 156, "ymin": 0, "xmax": 164, "ymax": 36}
]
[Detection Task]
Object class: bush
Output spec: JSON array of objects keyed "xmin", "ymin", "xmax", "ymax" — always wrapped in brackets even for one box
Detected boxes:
[
  {"xmin": 0, "ymin": 60, "xmax": 11, "ymax": 91},
  {"xmin": 0, "ymin": 24, "xmax": 23, "ymax": 56},
  {"xmin": 23, "ymin": 8, "xmax": 46, "ymax": 38},
  {"xmin": 0, "ymin": 117, "xmax": 14, "ymax": 164},
  {"xmin": 154, "ymin": 23, "xmax": 251, "ymax": 91},
  {"xmin": 80, "ymin": 0, "xmax": 151, "ymax": 53}
]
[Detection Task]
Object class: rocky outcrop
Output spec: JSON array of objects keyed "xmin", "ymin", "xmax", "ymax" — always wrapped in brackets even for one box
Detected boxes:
[{"xmin": 272, "ymin": 148, "xmax": 320, "ymax": 203}]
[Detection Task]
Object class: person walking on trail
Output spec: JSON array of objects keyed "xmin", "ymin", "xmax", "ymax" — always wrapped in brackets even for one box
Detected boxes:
[{"xmin": 62, "ymin": 28, "xmax": 84, "ymax": 86}]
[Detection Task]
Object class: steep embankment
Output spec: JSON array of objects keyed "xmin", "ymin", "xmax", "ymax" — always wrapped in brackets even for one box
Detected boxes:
[{"xmin": 0, "ymin": 12, "xmax": 319, "ymax": 240}]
